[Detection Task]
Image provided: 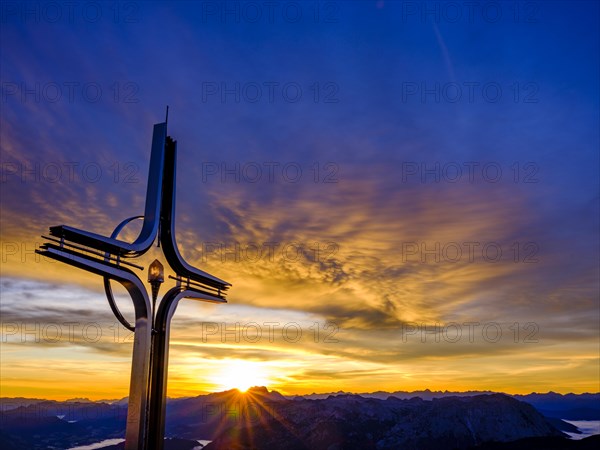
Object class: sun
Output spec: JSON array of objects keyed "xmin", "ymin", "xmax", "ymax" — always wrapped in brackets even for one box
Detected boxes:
[{"xmin": 214, "ymin": 360, "xmax": 271, "ymax": 392}]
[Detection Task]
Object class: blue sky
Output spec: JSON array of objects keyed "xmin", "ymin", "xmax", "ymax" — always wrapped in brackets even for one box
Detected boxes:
[{"xmin": 1, "ymin": 1, "xmax": 598, "ymax": 398}]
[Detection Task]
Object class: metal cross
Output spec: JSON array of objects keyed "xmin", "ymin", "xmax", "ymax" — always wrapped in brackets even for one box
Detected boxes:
[{"xmin": 36, "ymin": 112, "xmax": 231, "ymax": 450}]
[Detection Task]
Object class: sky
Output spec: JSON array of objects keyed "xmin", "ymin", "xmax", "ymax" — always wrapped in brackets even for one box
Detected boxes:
[{"xmin": 0, "ymin": 1, "xmax": 598, "ymax": 400}]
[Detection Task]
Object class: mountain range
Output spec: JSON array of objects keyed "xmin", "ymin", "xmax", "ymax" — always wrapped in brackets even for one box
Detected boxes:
[{"xmin": 1, "ymin": 388, "xmax": 598, "ymax": 449}]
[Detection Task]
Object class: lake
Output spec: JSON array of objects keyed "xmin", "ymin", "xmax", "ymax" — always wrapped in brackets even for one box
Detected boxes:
[
  {"xmin": 563, "ymin": 420, "xmax": 600, "ymax": 440},
  {"xmin": 68, "ymin": 439, "xmax": 125, "ymax": 450},
  {"xmin": 67, "ymin": 438, "xmax": 212, "ymax": 449}
]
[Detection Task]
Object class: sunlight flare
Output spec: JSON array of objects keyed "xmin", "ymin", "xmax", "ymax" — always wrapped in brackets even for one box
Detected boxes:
[{"xmin": 212, "ymin": 360, "xmax": 272, "ymax": 392}]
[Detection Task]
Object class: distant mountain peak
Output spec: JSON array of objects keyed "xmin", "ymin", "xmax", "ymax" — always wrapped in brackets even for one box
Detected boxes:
[
  {"xmin": 64, "ymin": 397, "xmax": 93, "ymax": 403},
  {"xmin": 246, "ymin": 386, "xmax": 269, "ymax": 394}
]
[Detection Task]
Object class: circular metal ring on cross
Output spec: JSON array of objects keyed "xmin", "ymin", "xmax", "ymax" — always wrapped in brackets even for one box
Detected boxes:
[{"xmin": 103, "ymin": 215, "xmax": 144, "ymax": 332}]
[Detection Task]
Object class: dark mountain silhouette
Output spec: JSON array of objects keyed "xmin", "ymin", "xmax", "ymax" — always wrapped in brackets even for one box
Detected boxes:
[
  {"xmin": 164, "ymin": 386, "xmax": 287, "ymax": 439},
  {"xmin": 0, "ymin": 400, "xmax": 127, "ymax": 449},
  {"xmin": 513, "ymin": 392, "xmax": 600, "ymax": 420},
  {"xmin": 545, "ymin": 417, "xmax": 581, "ymax": 434},
  {"xmin": 1, "ymin": 388, "xmax": 598, "ymax": 449},
  {"xmin": 297, "ymin": 388, "xmax": 494, "ymax": 401},
  {"xmin": 203, "ymin": 393, "xmax": 565, "ymax": 450}
]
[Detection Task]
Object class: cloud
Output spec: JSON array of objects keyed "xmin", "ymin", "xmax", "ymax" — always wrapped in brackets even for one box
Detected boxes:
[{"xmin": 1, "ymin": 1, "xmax": 598, "ymax": 397}]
